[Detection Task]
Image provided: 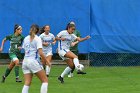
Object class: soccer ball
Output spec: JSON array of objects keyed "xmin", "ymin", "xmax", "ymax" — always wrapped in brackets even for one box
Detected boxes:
[{"xmin": 76, "ymin": 64, "xmax": 84, "ymax": 71}]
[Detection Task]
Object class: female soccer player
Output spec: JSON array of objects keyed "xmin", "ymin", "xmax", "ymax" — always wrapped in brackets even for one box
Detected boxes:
[
  {"xmin": 0, "ymin": 24, "xmax": 24, "ymax": 83},
  {"xmin": 56, "ymin": 24, "xmax": 90, "ymax": 83},
  {"xmin": 22, "ymin": 24, "xmax": 49, "ymax": 93},
  {"xmin": 67, "ymin": 21, "xmax": 90, "ymax": 77},
  {"xmin": 39, "ymin": 25, "xmax": 56, "ymax": 77}
]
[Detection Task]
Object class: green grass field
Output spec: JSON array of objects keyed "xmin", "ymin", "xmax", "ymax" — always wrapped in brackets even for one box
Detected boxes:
[{"xmin": 0, "ymin": 65, "xmax": 140, "ymax": 93}]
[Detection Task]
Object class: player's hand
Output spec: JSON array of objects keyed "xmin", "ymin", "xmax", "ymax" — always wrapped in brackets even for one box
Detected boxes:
[
  {"xmin": 61, "ymin": 38, "xmax": 66, "ymax": 41},
  {"xmin": 71, "ymin": 42, "xmax": 78, "ymax": 47},
  {"xmin": 43, "ymin": 42, "xmax": 49, "ymax": 46},
  {"xmin": 85, "ymin": 35, "xmax": 91, "ymax": 40}
]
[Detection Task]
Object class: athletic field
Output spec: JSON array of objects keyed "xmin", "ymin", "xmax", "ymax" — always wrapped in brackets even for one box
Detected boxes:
[{"xmin": 0, "ymin": 65, "xmax": 140, "ymax": 93}]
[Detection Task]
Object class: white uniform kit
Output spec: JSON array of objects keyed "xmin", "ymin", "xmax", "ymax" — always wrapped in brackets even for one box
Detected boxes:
[
  {"xmin": 57, "ymin": 30, "xmax": 77, "ymax": 60},
  {"xmin": 22, "ymin": 35, "xmax": 43, "ymax": 74},
  {"xmin": 39, "ymin": 32, "xmax": 55, "ymax": 56}
]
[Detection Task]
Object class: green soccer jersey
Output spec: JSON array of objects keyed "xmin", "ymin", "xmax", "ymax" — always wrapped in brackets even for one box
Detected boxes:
[
  {"xmin": 5, "ymin": 34, "xmax": 24, "ymax": 54},
  {"xmin": 70, "ymin": 30, "xmax": 81, "ymax": 54}
]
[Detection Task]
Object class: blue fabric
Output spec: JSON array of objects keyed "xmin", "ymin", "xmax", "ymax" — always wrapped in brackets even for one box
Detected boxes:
[
  {"xmin": 0, "ymin": 0, "xmax": 90, "ymax": 53},
  {"xmin": 1, "ymin": 0, "xmax": 140, "ymax": 53},
  {"xmin": 90, "ymin": 0, "xmax": 140, "ymax": 53}
]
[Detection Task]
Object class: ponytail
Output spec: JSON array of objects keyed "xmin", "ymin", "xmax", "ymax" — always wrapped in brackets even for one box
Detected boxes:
[{"xmin": 30, "ymin": 24, "xmax": 39, "ymax": 39}]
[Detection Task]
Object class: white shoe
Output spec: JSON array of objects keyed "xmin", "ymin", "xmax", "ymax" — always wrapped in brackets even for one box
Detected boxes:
[{"xmin": 68, "ymin": 72, "xmax": 73, "ymax": 78}]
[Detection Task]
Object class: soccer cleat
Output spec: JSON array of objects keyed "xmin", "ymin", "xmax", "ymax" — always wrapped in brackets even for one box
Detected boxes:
[
  {"xmin": 58, "ymin": 76, "xmax": 64, "ymax": 83},
  {"xmin": 16, "ymin": 78, "xmax": 22, "ymax": 82},
  {"xmin": 77, "ymin": 71, "xmax": 86, "ymax": 74},
  {"xmin": 1, "ymin": 76, "xmax": 6, "ymax": 83}
]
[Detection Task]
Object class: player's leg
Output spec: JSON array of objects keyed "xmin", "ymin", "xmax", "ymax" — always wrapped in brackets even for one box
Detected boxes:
[
  {"xmin": 67, "ymin": 59, "xmax": 75, "ymax": 77},
  {"xmin": 65, "ymin": 51, "xmax": 86, "ymax": 74},
  {"xmin": 45, "ymin": 55, "xmax": 52, "ymax": 77},
  {"xmin": 58, "ymin": 58, "xmax": 75, "ymax": 83},
  {"xmin": 35, "ymin": 70, "xmax": 48, "ymax": 93},
  {"xmin": 22, "ymin": 73, "xmax": 33, "ymax": 93},
  {"xmin": 1, "ymin": 61, "xmax": 15, "ymax": 83},
  {"xmin": 14, "ymin": 59, "xmax": 22, "ymax": 82},
  {"xmin": 69, "ymin": 51, "xmax": 78, "ymax": 74},
  {"xmin": 64, "ymin": 51, "xmax": 80, "ymax": 69}
]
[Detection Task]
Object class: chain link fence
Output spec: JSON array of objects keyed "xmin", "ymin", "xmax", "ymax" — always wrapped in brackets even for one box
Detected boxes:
[{"xmin": 89, "ymin": 53, "xmax": 140, "ymax": 66}]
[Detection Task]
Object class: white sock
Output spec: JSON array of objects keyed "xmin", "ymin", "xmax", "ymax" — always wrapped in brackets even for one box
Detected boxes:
[
  {"xmin": 46, "ymin": 65, "xmax": 51, "ymax": 75},
  {"xmin": 73, "ymin": 58, "xmax": 80, "ymax": 69},
  {"xmin": 40, "ymin": 83, "xmax": 48, "ymax": 93},
  {"xmin": 61, "ymin": 66, "xmax": 72, "ymax": 78},
  {"xmin": 22, "ymin": 85, "xmax": 29, "ymax": 93}
]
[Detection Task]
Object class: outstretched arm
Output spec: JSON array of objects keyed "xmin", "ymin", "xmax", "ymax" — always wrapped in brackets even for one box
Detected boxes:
[
  {"xmin": 0, "ymin": 38, "xmax": 7, "ymax": 52},
  {"xmin": 77, "ymin": 35, "xmax": 91, "ymax": 42}
]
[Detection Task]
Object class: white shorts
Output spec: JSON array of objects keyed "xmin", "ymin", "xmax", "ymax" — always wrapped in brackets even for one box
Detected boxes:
[
  {"xmin": 22, "ymin": 58, "xmax": 43, "ymax": 74},
  {"xmin": 44, "ymin": 52, "xmax": 53, "ymax": 57},
  {"xmin": 58, "ymin": 49, "xmax": 70, "ymax": 60}
]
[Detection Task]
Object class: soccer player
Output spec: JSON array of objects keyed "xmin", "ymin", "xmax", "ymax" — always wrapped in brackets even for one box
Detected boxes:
[
  {"xmin": 56, "ymin": 24, "xmax": 90, "ymax": 83},
  {"xmin": 22, "ymin": 24, "xmax": 49, "ymax": 93},
  {"xmin": 39, "ymin": 25, "xmax": 56, "ymax": 77},
  {"xmin": 67, "ymin": 21, "xmax": 90, "ymax": 77},
  {"xmin": 0, "ymin": 24, "xmax": 24, "ymax": 83}
]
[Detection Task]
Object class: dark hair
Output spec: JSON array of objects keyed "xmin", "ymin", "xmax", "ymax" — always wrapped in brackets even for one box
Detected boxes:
[
  {"xmin": 30, "ymin": 24, "xmax": 39, "ymax": 34},
  {"xmin": 14, "ymin": 24, "xmax": 21, "ymax": 33},
  {"xmin": 66, "ymin": 22, "xmax": 75, "ymax": 30},
  {"xmin": 66, "ymin": 23, "xmax": 70, "ymax": 30},
  {"xmin": 39, "ymin": 25, "xmax": 50, "ymax": 34},
  {"xmin": 67, "ymin": 24, "xmax": 75, "ymax": 30}
]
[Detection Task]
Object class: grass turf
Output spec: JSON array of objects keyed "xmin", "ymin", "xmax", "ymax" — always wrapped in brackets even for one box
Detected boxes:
[{"xmin": 0, "ymin": 65, "xmax": 140, "ymax": 93}]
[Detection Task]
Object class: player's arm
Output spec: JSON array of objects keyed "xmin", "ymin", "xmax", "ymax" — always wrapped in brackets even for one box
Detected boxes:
[
  {"xmin": 55, "ymin": 36, "xmax": 66, "ymax": 41},
  {"xmin": 56, "ymin": 31, "xmax": 66, "ymax": 41},
  {"xmin": 0, "ymin": 38, "xmax": 7, "ymax": 52},
  {"xmin": 42, "ymin": 42, "xmax": 49, "ymax": 46},
  {"xmin": 52, "ymin": 38, "xmax": 56, "ymax": 45},
  {"xmin": 71, "ymin": 41, "xmax": 79, "ymax": 47},
  {"xmin": 76, "ymin": 35, "xmax": 91, "ymax": 42}
]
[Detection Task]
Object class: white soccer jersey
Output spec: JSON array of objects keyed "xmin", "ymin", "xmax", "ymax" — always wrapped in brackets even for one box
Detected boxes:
[
  {"xmin": 22, "ymin": 35, "xmax": 42, "ymax": 59},
  {"xmin": 39, "ymin": 32, "xmax": 55, "ymax": 54},
  {"xmin": 57, "ymin": 30, "xmax": 77, "ymax": 50}
]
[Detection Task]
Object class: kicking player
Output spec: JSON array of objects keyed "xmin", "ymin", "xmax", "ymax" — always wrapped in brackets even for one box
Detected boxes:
[
  {"xmin": 0, "ymin": 24, "xmax": 24, "ymax": 83},
  {"xmin": 56, "ymin": 24, "xmax": 90, "ymax": 83},
  {"xmin": 39, "ymin": 25, "xmax": 56, "ymax": 77},
  {"xmin": 67, "ymin": 21, "xmax": 90, "ymax": 77},
  {"xmin": 22, "ymin": 24, "xmax": 49, "ymax": 93}
]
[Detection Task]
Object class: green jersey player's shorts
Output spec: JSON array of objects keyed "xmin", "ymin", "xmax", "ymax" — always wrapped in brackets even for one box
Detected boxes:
[{"xmin": 9, "ymin": 53, "xmax": 19, "ymax": 62}]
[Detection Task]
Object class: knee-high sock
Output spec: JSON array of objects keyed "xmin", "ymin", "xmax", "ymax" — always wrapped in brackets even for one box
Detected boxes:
[
  {"xmin": 61, "ymin": 66, "xmax": 72, "ymax": 78},
  {"xmin": 46, "ymin": 65, "xmax": 51, "ymax": 75},
  {"xmin": 40, "ymin": 83, "xmax": 48, "ymax": 93},
  {"xmin": 73, "ymin": 58, "xmax": 80, "ymax": 69},
  {"xmin": 15, "ymin": 66, "xmax": 19, "ymax": 78},
  {"xmin": 22, "ymin": 85, "xmax": 29, "ymax": 93},
  {"xmin": 4, "ymin": 68, "xmax": 12, "ymax": 77}
]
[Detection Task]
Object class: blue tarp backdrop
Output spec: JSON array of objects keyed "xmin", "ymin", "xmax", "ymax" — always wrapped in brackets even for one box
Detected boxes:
[
  {"xmin": 0, "ymin": 0, "xmax": 140, "ymax": 53},
  {"xmin": 90, "ymin": 0, "xmax": 140, "ymax": 53}
]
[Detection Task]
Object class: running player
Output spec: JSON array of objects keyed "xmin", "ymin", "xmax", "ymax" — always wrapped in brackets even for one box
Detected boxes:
[
  {"xmin": 39, "ymin": 25, "xmax": 56, "ymax": 77},
  {"xmin": 56, "ymin": 24, "xmax": 90, "ymax": 83},
  {"xmin": 0, "ymin": 24, "xmax": 24, "ymax": 83},
  {"xmin": 22, "ymin": 24, "xmax": 49, "ymax": 93}
]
